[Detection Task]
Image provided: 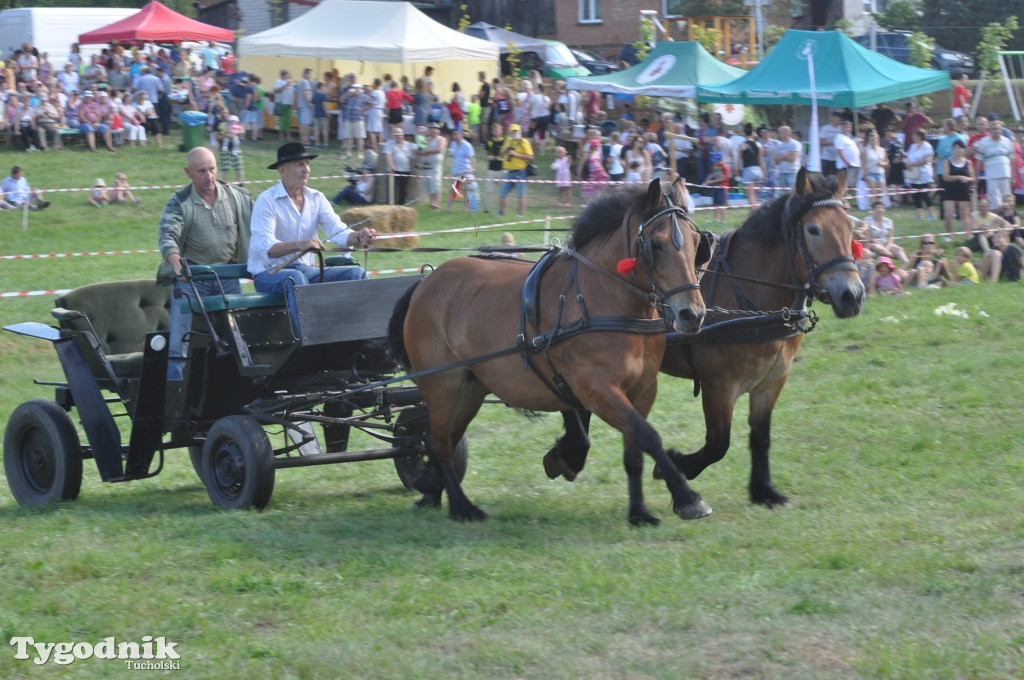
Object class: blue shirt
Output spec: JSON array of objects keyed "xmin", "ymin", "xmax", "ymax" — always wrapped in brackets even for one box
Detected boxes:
[
  {"xmin": 312, "ymin": 92, "xmax": 327, "ymax": 118},
  {"xmin": 448, "ymin": 139, "xmax": 475, "ymax": 175}
]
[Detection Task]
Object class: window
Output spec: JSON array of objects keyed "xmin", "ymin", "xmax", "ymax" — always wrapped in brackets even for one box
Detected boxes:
[{"xmin": 579, "ymin": 0, "xmax": 601, "ymax": 24}]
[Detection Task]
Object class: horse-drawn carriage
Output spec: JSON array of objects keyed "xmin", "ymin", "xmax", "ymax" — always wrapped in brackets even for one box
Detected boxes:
[
  {"xmin": 4, "ymin": 174, "xmax": 864, "ymax": 524},
  {"xmin": 3, "ymin": 261, "xmax": 466, "ymax": 510}
]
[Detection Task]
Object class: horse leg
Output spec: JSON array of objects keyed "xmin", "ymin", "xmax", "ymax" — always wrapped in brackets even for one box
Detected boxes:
[
  {"xmin": 419, "ymin": 377, "xmax": 489, "ymax": 521},
  {"xmin": 654, "ymin": 389, "xmax": 734, "ymax": 482},
  {"xmin": 748, "ymin": 389, "xmax": 791, "ymax": 507},
  {"xmin": 543, "ymin": 410, "xmax": 592, "ymax": 481},
  {"xmin": 585, "ymin": 387, "xmax": 711, "ymax": 524}
]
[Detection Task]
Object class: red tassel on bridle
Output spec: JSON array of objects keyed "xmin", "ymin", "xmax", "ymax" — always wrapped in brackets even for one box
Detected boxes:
[
  {"xmin": 617, "ymin": 258, "xmax": 638, "ymax": 274},
  {"xmin": 851, "ymin": 239, "xmax": 864, "ymax": 261}
]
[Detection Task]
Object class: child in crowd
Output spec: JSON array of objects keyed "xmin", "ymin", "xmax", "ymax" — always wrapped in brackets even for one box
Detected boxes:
[
  {"xmin": 869, "ymin": 255, "xmax": 906, "ymax": 295},
  {"xmin": 952, "ymin": 247, "xmax": 980, "ymax": 284},
  {"xmin": 460, "ymin": 173, "xmax": 480, "ymax": 213},
  {"xmin": 312, "ymin": 81, "xmax": 329, "ymax": 148},
  {"xmin": 217, "ymin": 115, "xmax": 246, "ymax": 184},
  {"xmin": 551, "ymin": 146, "xmax": 573, "ymax": 207},
  {"xmin": 624, "ymin": 160, "xmax": 643, "ymax": 184},
  {"xmin": 705, "ymin": 152, "xmax": 730, "ymax": 223},
  {"xmin": 500, "ymin": 232, "xmax": 521, "ymax": 258},
  {"xmin": 110, "ymin": 173, "xmax": 140, "ymax": 206},
  {"xmin": 467, "ymin": 95, "xmax": 482, "ymax": 143},
  {"xmin": 89, "ymin": 178, "xmax": 108, "ymax": 207}
]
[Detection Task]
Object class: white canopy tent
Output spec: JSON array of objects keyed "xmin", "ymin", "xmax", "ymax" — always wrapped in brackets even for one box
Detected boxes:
[{"xmin": 238, "ymin": 0, "xmax": 499, "ymax": 91}]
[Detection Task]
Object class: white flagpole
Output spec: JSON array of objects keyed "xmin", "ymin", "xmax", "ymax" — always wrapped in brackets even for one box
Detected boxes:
[{"xmin": 805, "ymin": 42, "xmax": 821, "ymax": 173}]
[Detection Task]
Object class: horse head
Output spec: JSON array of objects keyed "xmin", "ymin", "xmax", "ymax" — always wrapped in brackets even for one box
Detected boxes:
[
  {"xmin": 786, "ymin": 169, "xmax": 865, "ymax": 318},
  {"xmin": 629, "ymin": 179, "xmax": 707, "ymax": 334}
]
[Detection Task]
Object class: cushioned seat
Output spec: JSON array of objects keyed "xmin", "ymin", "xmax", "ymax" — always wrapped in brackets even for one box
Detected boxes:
[
  {"xmin": 53, "ymin": 280, "xmax": 171, "ymax": 379},
  {"xmin": 180, "ymin": 292, "xmax": 285, "ymax": 314}
]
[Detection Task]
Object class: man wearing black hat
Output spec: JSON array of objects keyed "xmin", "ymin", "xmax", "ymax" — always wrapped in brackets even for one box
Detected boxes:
[{"xmin": 249, "ymin": 143, "xmax": 377, "ymax": 293}]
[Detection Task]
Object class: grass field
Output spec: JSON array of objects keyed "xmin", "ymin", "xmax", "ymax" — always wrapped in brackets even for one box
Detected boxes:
[{"xmin": 0, "ymin": 137, "xmax": 1022, "ymax": 679}]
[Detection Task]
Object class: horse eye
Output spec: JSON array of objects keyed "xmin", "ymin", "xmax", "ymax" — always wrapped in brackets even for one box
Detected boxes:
[
  {"xmin": 651, "ymin": 239, "xmax": 665, "ymax": 252},
  {"xmin": 806, "ymin": 224, "xmax": 822, "ymax": 237}
]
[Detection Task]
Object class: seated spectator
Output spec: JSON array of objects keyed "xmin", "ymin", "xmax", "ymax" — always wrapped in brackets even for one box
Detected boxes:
[
  {"xmin": 901, "ymin": 234, "xmax": 952, "ymax": 288},
  {"xmin": 978, "ymin": 230, "xmax": 1023, "ymax": 282},
  {"xmin": 89, "ymin": 178, "xmax": 109, "ymax": 207},
  {"xmin": 868, "ymin": 256, "xmax": 906, "ymax": 295},
  {"xmin": 967, "ymin": 197, "xmax": 1009, "ymax": 252},
  {"xmin": 110, "ymin": 173, "xmax": 140, "ymax": 206},
  {"xmin": 333, "ymin": 158, "xmax": 377, "ymax": 205},
  {"xmin": 951, "ymin": 247, "xmax": 980, "ymax": 284},
  {"xmin": 858, "ymin": 200, "xmax": 909, "ymax": 265},
  {"xmin": 994, "ymin": 193, "xmax": 1023, "ymax": 247},
  {"xmin": 1, "ymin": 165, "xmax": 49, "ymax": 210},
  {"xmin": 0, "ymin": 187, "xmax": 17, "ymax": 210},
  {"xmin": 32, "ymin": 91, "xmax": 64, "ymax": 151},
  {"xmin": 77, "ymin": 90, "xmax": 116, "ymax": 153}
]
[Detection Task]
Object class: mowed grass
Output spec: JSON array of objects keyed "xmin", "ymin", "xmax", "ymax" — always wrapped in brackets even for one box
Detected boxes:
[{"xmin": 0, "ymin": 136, "xmax": 1022, "ymax": 679}]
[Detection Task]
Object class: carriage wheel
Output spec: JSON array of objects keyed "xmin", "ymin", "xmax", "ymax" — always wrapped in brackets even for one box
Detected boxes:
[
  {"xmin": 200, "ymin": 416, "xmax": 275, "ymax": 510},
  {"xmin": 393, "ymin": 408, "xmax": 468, "ymax": 494},
  {"xmin": 3, "ymin": 399, "xmax": 83, "ymax": 506}
]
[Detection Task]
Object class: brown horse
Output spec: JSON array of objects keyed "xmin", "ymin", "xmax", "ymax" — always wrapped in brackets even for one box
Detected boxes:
[
  {"xmin": 388, "ymin": 180, "xmax": 710, "ymax": 525},
  {"xmin": 545, "ymin": 169, "xmax": 865, "ymax": 507}
]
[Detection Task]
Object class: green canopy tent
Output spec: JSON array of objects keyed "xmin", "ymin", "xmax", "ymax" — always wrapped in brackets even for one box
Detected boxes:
[
  {"xmin": 565, "ymin": 41, "xmax": 745, "ymax": 98},
  {"xmin": 697, "ymin": 30, "xmax": 951, "ymax": 108}
]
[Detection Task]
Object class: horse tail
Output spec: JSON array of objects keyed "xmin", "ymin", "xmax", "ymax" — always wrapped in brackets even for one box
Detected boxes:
[{"xmin": 387, "ymin": 279, "xmax": 421, "ymax": 368}]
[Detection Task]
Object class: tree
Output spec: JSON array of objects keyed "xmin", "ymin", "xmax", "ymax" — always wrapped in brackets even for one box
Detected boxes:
[
  {"xmin": 923, "ymin": 1, "xmax": 1024, "ymax": 56},
  {"xmin": 874, "ymin": 0, "xmax": 921, "ymax": 32},
  {"xmin": 977, "ymin": 16, "xmax": 1020, "ymax": 81}
]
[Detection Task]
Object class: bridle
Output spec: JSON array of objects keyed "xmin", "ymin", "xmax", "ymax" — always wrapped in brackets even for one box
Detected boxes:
[
  {"xmin": 631, "ymin": 202, "xmax": 703, "ymax": 308},
  {"xmin": 780, "ymin": 195, "xmax": 859, "ymax": 306}
]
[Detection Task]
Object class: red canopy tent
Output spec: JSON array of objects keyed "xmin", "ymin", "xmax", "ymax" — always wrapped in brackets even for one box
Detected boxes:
[{"xmin": 78, "ymin": 1, "xmax": 234, "ymax": 45}]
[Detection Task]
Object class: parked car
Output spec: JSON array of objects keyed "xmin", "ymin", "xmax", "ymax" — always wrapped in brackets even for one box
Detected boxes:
[
  {"xmin": 570, "ymin": 48, "xmax": 619, "ymax": 75},
  {"xmin": 854, "ymin": 31, "xmax": 974, "ymax": 77}
]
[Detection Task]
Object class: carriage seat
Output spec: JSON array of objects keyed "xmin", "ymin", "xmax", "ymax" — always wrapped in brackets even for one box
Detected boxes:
[
  {"xmin": 52, "ymin": 280, "xmax": 171, "ymax": 379},
  {"xmin": 178, "ymin": 263, "xmax": 284, "ymax": 313}
]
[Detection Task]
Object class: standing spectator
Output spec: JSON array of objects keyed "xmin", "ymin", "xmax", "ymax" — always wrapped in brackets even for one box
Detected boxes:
[
  {"xmin": 934, "ymin": 117, "xmax": 967, "ymax": 186},
  {"xmin": 445, "ymin": 127, "xmax": 474, "ymax": 210},
  {"xmin": 295, "ymin": 67, "xmax": 315, "ymax": 148},
  {"xmin": 483, "ymin": 121, "xmax": 505, "ymax": 212},
  {"xmin": 108, "ymin": 62, "xmax": 130, "ymax": 93},
  {"xmin": 78, "ymin": 90, "xmax": 116, "ymax": 152},
  {"xmin": 527, "ymin": 82, "xmax": 550, "ymax": 156},
  {"xmin": 242, "ymin": 75, "xmax": 262, "ymax": 142},
  {"xmin": 134, "ymin": 91, "xmax": 161, "ymax": 148},
  {"xmin": 274, "ymin": 69, "xmax": 295, "ymax": 142},
  {"xmin": 417, "ymin": 122, "xmax": 448, "ymax": 210},
  {"xmin": 757, "ymin": 125, "xmax": 777, "ymax": 192},
  {"xmin": 705, "ymin": 152, "xmax": 730, "ymax": 223},
  {"xmin": 365, "ymin": 78, "xmax": 385, "ymax": 150},
  {"xmin": 155, "ymin": 66, "xmax": 172, "ymax": 136},
  {"xmin": 17, "ymin": 45, "xmax": 38, "ymax": 87},
  {"xmin": 1, "ymin": 165, "xmax": 49, "ymax": 209},
  {"xmin": 68, "ymin": 43, "xmax": 82, "ymax": 75},
  {"xmin": 819, "ymin": 110, "xmax": 843, "ymax": 176},
  {"xmin": 951, "ymin": 74, "xmax": 971, "ymax": 119},
  {"xmin": 201, "ymin": 42, "xmax": 221, "ymax": 74},
  {"xmin": 968, "ymin": 116, "xmax": 990, "ymax": 199},
  {"xmin": 870, "ymin": 101, "xmax": 896, "ymax": 136},
  {"xmin": 81, "ymin": 56, "xmax": 107, "ymax": 91},
  {"xmin": 773, "ymin": 125, "xmax": 802, "ymax": 190},
  {"xmin": 385, "ymin": 78, "xmax": 412, "ymax": 132},
  {"xmin": 227, "ymin": 69, "xmax": 249, "ymax": 115},
  {"xmin": 902, "ymin": 101, "xmax": 934, "ymax": 147},
  {"xmin": 972, "ymin": 118, "xmax": 1014, "ymax": 209},
  {"xmin": 466, "ymin": 95, "xmax": 482, "ymax": 142},
  {"xmin": 339, "ymin": 82, "xmax": 372, "ymax": 160},
  {"xmin": 477, "ymin": 71, "xmax": 491, "ymax": 142},
  {"xmin": 58, "ymin": 62, "xmax": 79, "ymax": 94},
  {"xmin": 412, "ymin": 77, "xmax": 432, "ymax": 127},
  {"xmin": 739, "ymin": 122, "xmax": 767, "ymax": 212},
  {"xmin": 833, "ymin": 119, "xmax": 861, "ymax": 189},
  {"xmin": 579, "ymin": 139, "xmax": 610, "ymax": 206},
  {"xmin": 217, "ymin": 114, "xmax": 245, "ymax": 184},
  {"xmin": 941, "ymin": 140, "xmax": 974, "ymax": 241},
  {"xmin": 861, "ymin": 129, "xmax": 889, "ymax": 203},
  {"xmin": 491, "ymin": 84, "xmax": 513, "ymax": 129},
  {"xmin": 905, "ymin": 128, "xmax": 936, "ymax": 221},
  {"xmin": 606, "ymin": 131, "xmax": 625, "ymax": 181},
  {"xmin": 311, "ymin": 81, "xmax": 329, "ymax": 149},
  {"xmin": 885, "ymin": 129, "xmax": 906, "ymax": 206},
  {"xmin": 551, "ymin": 145, "xmax": 573, "ymax": 207},
  {"xmin": 383, "ymin": 125, "xmax": 413, "ymax": 204},
  {"xmin": 134, "ymin": 66, "xmax": 162, "ymax": 109},
  {"xmin": 497, "ymin": 123, "xmax": 533, "ymax": 217}
]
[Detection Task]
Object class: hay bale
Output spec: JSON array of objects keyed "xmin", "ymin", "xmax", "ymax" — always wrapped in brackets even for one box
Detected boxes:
[{"xmin": 340, "ymin": 205, "xmax": 419, "ymax": 249}]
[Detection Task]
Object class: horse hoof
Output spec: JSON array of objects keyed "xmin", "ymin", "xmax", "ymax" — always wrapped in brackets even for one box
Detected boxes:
[
  {"xmin": 629, "ymin": 505, "xmax": 661, "ymax": 526},
  {"xmin": 543, "ymin": 450, "xmax": 577, "ymax": 482},
  {"xmin": 652, "ymin": 463, "xmax": 664, "ymax": 480},
  {"xmin": 751, "ymin": 486, "xmax": 791, "ymax": 508},
  {"xmin": 414, "ymin": 491, "xmax": 442, "ymax": 509},
  {"xmin": 451, "ymin": 505, "xmax": 488, "ymax": 522},
  {"xmin": 675, "ymin": 498, "xmax": 713, "ymax": 520}
]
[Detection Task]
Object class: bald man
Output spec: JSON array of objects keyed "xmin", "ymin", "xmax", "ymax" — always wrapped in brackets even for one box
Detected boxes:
[{"xmin": 157, "ymin": 146, "xmax": 254, "ymax": 380}]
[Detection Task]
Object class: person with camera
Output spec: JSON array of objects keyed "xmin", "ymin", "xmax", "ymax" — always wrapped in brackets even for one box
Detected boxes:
[
  {"xmin": 497, "ymin": 123, "xmax": 533, "ymax": 217},
  {"xmin": 333, "ymin": 155, "xmax": 377, "ymax": 206}
]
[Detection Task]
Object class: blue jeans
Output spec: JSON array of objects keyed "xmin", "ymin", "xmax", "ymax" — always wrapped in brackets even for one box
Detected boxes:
[
  {"xmin": 333, "ymin": 186, "xmax": 369, "ymax": 205},
  {"xmin": 499, "ymin": 169, "xmax": 527, "ymax": 198},
  {"xmin": 168, "ymin": 277, "xmax": 241, "ymax": 381}
]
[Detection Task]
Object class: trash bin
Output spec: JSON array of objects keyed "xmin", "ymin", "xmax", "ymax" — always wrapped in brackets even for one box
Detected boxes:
[{"xmin": 178, "ymin": 111, "xmax": 208, "ymax": 152}]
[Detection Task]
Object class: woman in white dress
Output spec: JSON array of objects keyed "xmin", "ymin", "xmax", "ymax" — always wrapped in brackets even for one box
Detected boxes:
[{"xmin": 365, "ymin": 77, "xmax": 386, "ymax": 150}]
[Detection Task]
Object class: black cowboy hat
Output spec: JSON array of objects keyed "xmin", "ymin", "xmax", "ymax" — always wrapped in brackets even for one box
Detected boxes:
[{"xmin": 268, "ymin": 142, "xmax": 319, "ymax": 170}]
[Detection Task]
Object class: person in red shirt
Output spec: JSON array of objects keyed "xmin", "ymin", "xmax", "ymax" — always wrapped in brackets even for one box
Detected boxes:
[
  {"xmin": 385, "ymin": 79, "xmax": 413, "ymax": 130},
  {"xmin": 952, "ymin": 74, "xmax": 971, "ymax": 118},
  {"xmin": 902, "ymin": 101, "xmax": 934, "ymax": 144}
]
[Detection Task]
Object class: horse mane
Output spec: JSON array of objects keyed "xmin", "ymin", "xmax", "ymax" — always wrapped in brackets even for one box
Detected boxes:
[
  {"xmin": 738, "ymin": 173, "xmax": 840, "ymax": 246},
  {"xmin": 570, "ymin": 182, "xmax": 679, "ymax": 249}
]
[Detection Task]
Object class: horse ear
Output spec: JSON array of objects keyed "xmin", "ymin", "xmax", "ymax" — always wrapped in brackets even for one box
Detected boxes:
[
  {"xmin": 836, "ymin": 169, "xmax": 848, "ymax": 200},
  {"xmin": 795, "ymin": 168, "xmax": 811, "ymax": 198},
  {"xmin": 646, "ymin": 178, "xmax": 663, "ymax": 210}
]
